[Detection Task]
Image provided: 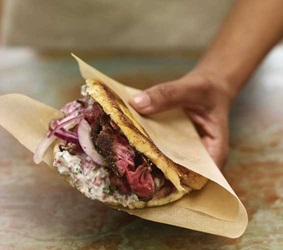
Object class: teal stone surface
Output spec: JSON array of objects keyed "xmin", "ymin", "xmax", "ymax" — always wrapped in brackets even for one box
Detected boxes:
[{"xmin": 0, "ymin": 47, "xmax": 283, "ymax": 249}]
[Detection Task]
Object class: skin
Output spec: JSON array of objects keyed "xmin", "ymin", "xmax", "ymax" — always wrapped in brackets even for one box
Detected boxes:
[{"xmin": 130, "ymin": 0, "xmax": 283, "ymax": 169}]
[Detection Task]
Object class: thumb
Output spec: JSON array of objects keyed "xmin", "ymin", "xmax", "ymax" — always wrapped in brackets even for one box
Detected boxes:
[{"xmin": 129, "ymin": 80, "xmax": 188, "ymax": 115}]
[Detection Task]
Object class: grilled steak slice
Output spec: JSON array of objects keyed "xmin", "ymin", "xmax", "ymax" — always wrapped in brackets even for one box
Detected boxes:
[{"xmin": 90, "ymin": 103, "xmax": 155, "ymax": 199}]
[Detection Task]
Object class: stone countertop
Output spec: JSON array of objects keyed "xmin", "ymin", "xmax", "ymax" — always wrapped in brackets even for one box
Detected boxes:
[{"xmin": 0, "ymin": 47, "xmax": 282, "ymax": 249}]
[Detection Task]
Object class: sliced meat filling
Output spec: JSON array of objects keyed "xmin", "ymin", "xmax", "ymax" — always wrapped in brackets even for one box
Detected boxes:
[{"xmin": 90, "ymin": 103, "xmax": 155, "ymax": 199}]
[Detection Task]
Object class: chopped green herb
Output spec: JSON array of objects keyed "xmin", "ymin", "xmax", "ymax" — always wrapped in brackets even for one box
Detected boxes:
[{"xmin": 103, "ymin": 187, "xmax": 113, "ymax": 195}]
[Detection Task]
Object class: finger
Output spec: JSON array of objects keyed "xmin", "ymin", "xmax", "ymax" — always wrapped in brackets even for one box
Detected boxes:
[
  {"xmin": 188, "ymin": 111, "xmax": 229, "ymax": 169},
  {"xmin": 129, "ymin": 80, "xmax": 191, "ymax": 115},
  {"xmin": 201, "ymin": 126, "xmax": 229, "ymax": 169},
  {"xmin": 203, "ymin": 136, "xmax": 229, "ymax": 169}
]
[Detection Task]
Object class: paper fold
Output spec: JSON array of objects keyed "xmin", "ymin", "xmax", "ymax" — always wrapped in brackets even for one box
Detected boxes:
[{"xmin": 0, "ymin": 55, "xmax": 248, "ymax": 238}]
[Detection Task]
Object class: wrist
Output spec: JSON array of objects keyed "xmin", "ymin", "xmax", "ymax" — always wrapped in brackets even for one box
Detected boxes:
[
  {"xmin": 192, "ymin": 61, "xmax": 244, "ymax": 103},
  {"xmin": 180, "ymin": 67, "xmax": 236, "ymax": 113}
]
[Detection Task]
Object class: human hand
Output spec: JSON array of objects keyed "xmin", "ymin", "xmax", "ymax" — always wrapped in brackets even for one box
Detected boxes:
[{"xmin": 129, "ymin": 70, "xmax": 235, "ymax": 169}]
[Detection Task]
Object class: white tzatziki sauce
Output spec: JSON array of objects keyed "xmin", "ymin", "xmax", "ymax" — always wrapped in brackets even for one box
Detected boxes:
[{"xmin": 53, "ymin": 150, "xmax": 139, "ymax": 207}]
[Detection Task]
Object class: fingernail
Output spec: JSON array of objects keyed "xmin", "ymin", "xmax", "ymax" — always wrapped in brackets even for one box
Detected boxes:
[{"xmin": 132, "ymin": 92, "xmax": 151, "ymax": 109}]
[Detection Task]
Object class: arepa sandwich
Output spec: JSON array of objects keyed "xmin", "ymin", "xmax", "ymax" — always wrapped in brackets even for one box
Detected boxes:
[{"xmin": 34, "ymin": 79, "xmax": 207, "ymax": 209}]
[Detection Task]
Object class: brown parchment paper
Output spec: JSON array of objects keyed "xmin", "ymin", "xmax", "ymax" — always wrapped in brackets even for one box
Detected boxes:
[{"xmin": 0, "ymin": 55, "xmax": 248, "ymax": 238}]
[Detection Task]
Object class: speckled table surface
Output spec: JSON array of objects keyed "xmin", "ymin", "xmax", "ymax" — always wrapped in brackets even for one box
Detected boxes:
[{"xmin": 0, "ymin": 47, "xmax": 282, "ymax": 250}]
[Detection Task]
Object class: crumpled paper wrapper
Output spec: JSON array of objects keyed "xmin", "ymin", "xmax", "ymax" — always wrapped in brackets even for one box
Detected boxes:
[{"xmin": 0, "ymin": 55, "xmax": 247, "ymax": 238}]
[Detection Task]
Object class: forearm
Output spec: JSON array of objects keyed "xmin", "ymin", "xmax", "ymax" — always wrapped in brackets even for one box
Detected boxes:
[{"xmin": 196, "ymin": 0, "xmax": 283, "ymax": 99}]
